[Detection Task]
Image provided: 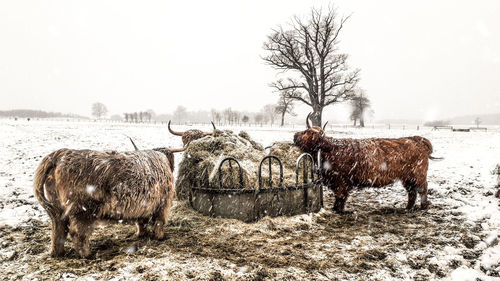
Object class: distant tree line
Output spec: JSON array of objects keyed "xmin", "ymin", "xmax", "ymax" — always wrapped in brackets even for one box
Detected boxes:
[
  {"xmin": 95, "ymin": 96, "xmax": 375, "ymax": 126},
  {"xmin": 210, "ymin": 104, "xmax": 283, "ymax": 126},
  {"xmin": 103, "ymin": 105, "xmax": 289, "ymax": 126},
  {"xmin": 124, "ymin": 111, "xmax": 155, "ymax": 123},
  {"xmin": 423, "ymin": 120, "xmax": 450, "ymax": 127},
  {"xmin": 0, "ymin": 109, "xmax": 87, "ymax": 119}
]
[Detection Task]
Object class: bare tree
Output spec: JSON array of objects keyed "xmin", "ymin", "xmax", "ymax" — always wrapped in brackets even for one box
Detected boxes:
[
  {"xmin": 173, "ymin": 106, "xmax": 187, "ymax": 123},
  {"xmin": 262, "ymin": 104, "xmax": 277, "ymax": 126},
  {"xmin": 233, "ymin": 111, "xmax": 241, "ymax": 125},
  {"xmin": 350, "ymin": 108, "xmax": 359, "ymax": 126},
  {"xmin": 211, "ymin": 109, "xmax": 219, "ymax": 124},
  {"xmin": 222, "ymin": 108, "xmax": 235, "ymax": 125},
  {"xmin": 263, "ymin": 7, "xmax": 360, "ymax": 126},
  {"xmin": 262, "ymin": 114, "xmax": 270, "ymax": 124},
  {"xmin": 275, "ymin": 91, "xmax": 296, "ymax": 126},
  {"xmin": 91, "ymin": 102, "xmax": 108, "ymax": 119},
  {"xmin": 242, "ymin": 115, "xmax": 249, "ymax": 124},
  {"xmin": 349, "ymin": 89, "xmax": 371, "ymax": 127},
  {"xmin": 474, "ymin": 117, "xmax": 482, "ymax": 128},
  {"xmin": 146, "ymin": 109, "xmax": 155, "ymax": 122},
  {"xmin": 254, "ymin": 113, "xmax": 264, "ymax": 125},
  {"xmin": 214, "ymin": 111, "xmax": 222, "ymax": 125}
]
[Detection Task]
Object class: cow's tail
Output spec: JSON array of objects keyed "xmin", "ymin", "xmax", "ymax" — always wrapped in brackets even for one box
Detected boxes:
[
  {"xmin": 429, "ymin": 156, "xmax": 444, "ymax": 160},
  {"xmin": 34, "ymin": 153, "xmax": 59, "ymax": 219},
  {"xmin": 412, "ymin": 136, "xmax": 444, "ymax": 161}
]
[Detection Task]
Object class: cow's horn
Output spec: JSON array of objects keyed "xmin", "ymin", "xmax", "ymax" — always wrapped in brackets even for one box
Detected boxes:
[
  {"xmin": 306, "ymin": 113, "xmax": 312, "ymax": 129},
  {"xmin": 124, "ymin": 135, "xmax": 139, "ymax": 151},
  {"xmin": 322, "ymin": 121, "xmax": 328, "ymax": 131},
  {"xmin": 203, "ymin": 121, "xmax": 217, "ymax": 136},
  {"xmin": 168, "ymin": 120, "xmax": 185, "ymax": 136},
  {"xmin": 169, "ymin": 147, "xmax": 186, "ymax": 153}
]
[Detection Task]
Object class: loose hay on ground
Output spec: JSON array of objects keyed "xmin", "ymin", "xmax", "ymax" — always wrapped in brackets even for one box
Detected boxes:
[{"xmin": 0, "ymin": 192, "xmax": 486, "ymax": 281}]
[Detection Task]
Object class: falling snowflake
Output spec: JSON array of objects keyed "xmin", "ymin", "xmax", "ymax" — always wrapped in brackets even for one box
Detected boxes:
[
  {"xmin": 323, "ymin": 161, "xmax": 331, "ymax": 171},
  {"xmin": 86, "ymin": 185, "xmax": 96, "ymax": 194},
  {"xmin": 126, "ymin": 245, "xmax": 138, "ymax": 254},
  {"xmin": 380, "ymin": 162, "xmax": 387, "ymax": 171}
]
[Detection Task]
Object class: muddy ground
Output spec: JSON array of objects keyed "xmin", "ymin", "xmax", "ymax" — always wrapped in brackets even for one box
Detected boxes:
[{"xmin": 0, "ymin": 185, "xmax": 493, "ymax": 281}]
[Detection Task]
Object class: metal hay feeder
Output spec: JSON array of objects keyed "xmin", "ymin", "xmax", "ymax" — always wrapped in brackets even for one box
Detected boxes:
[{"xmin": 189, "ymin": 152, "xmax": 323, "ymax": 222}]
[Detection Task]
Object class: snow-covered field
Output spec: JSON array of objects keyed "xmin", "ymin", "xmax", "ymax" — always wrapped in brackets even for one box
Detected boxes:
[{"xmin": 0, "ymin": 119, "xmax": 499, "ymax": 280}]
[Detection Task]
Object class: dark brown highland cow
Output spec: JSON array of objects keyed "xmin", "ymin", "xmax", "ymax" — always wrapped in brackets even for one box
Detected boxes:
[
  {"xmin": 168, "ymin": 120, "xmax": 216, "ymax": 146},
  {"xmin": 34, "ymin": 146, "xmax": 183, "ymax": 258},
  {"xmin": 294, "ymin": 114, "xmax": 441, "ymax": 213}
]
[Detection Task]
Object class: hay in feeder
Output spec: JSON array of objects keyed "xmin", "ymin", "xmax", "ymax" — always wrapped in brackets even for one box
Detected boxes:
[
  {"xmin": 238, "ymin": 131, "xmax": 264, "ymax": 151},
  {"xmin": 176, "ymin": 130, "xmax": 267, "ymax": 199},
  {"xmin": 176, "ymin": 133, "xmax": 316, "ymax": 200},
  {"xmin": 267, "ymin": 141, "xmax": 315, "ymax": 187}
]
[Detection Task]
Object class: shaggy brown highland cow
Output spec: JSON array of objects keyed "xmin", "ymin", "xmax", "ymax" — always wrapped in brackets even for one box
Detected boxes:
[
  {"xmin": 34, "ymin": 146, "xmax": 183, "ymax": 258},
  {"xmin": 294, "ymin": 114, "xmax": 441, "ymax": 213},
  {"xmin": 168, "ymin": 120, "xmax": 216, "ymax": 146}
]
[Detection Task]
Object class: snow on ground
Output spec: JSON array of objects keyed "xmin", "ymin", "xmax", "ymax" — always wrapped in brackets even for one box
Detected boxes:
[{"xmin": 0, "ymin": 119, "xmax": 499, "ymax": 280}]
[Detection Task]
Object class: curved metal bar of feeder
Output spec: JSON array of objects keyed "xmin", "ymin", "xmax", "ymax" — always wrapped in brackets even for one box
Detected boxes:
[
  {"xmin": 317, "ymin": 149, "xmax": 324, "ymax": 207},
  {"xmin": 316, "ymin": 149, "xmax": 322, "ymax": 181},
  {"xmin": 258, "ymin": 155, "xmax": 284, "ymax": 189},
  {"xmin": 218, "ymin": 157, "xmax": 244, "ymax": 189},
  {"xmin": 295, "ymin": 153, "xmax": 315, "ymax": 186}
]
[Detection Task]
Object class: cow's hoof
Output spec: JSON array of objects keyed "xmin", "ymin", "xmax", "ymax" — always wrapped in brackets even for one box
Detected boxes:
[
  {"xmin": 153, "ymin": 233, "xmax": 166, "ymax": 240},
  {"xmin": 78, "ymin": 249, "xmax": 92, "ymax": 259},
  {"xmin": 50, "ymin": 250, "xmax": 65, "ymax": 258},
  {"xmin": 406, "ymin": 205, "xmax": 416, "ymax": 211},
  {"xmin": 420, "ymin": 202, "xmax": 430, "ymax": 210},
  {"xmin": 334, "ymin": 209, "xmax": 351, "ymax": 215}
]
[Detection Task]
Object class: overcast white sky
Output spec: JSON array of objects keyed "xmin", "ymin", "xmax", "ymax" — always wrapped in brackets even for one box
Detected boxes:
[{"xmin": 0, "ymin": 0, "xmax": 499, "ymax": 121}]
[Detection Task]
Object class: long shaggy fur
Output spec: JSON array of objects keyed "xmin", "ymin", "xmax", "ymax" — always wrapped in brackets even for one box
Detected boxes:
[
  {"xmin": 179, "ymin": 129, "xmax": 210, "ymax": 146},
  {"xmin": 294, "ymin": 126, "xmax": 436, "ymax": 212},
  {"xmin": 34, "ymin": 148, "xmax": 175, "ymax": 258}
]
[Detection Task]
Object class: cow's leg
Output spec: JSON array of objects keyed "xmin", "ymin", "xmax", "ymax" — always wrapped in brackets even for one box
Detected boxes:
[
  {"xmin": 333, "ymin": 185, "xmax": 350, "ymax": 213},
  {"xmin": 403, "ymin": 180, "xmax": 417, "ymax": 210},
  {"xmin": 152, "ymin": 193, "xmax": 174, "ymax": 240},
  {"xmin": 152, "ymin": 215, "xmax": 165, "ymax": 240},
  {"xmin": 152, "ymin": 208, "xmax": 167, "ymax": 240},
  {"xmin": 135, "ymin": 219, "xmax": 148, "ymax": 238},
  {"xmin": 50, "ymin": 217, "xmax": 69, "ymax": 257},
  {"xmin": 418, "ymin": 181, "xmax": 429, "ymax": 209},
  {"xmin": 69, "ymin": 217, "xmax": 95, "ymax": 258}
]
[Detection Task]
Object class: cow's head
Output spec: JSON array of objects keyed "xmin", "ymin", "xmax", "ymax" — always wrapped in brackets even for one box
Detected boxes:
[
  {"xmin": 168, "ymin": 121, "xmax": 216, "ymax": 146},
  {"xmin": 294, "ymin": 113, "xmax": 333, "ymax": 153},
  {"xmin": 153, "ymin": 147, "xmax": 185, "ymax": 172},
  {"xmin": 127, "ymin": 137, "xmax": 184, "ymax": 171}
]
